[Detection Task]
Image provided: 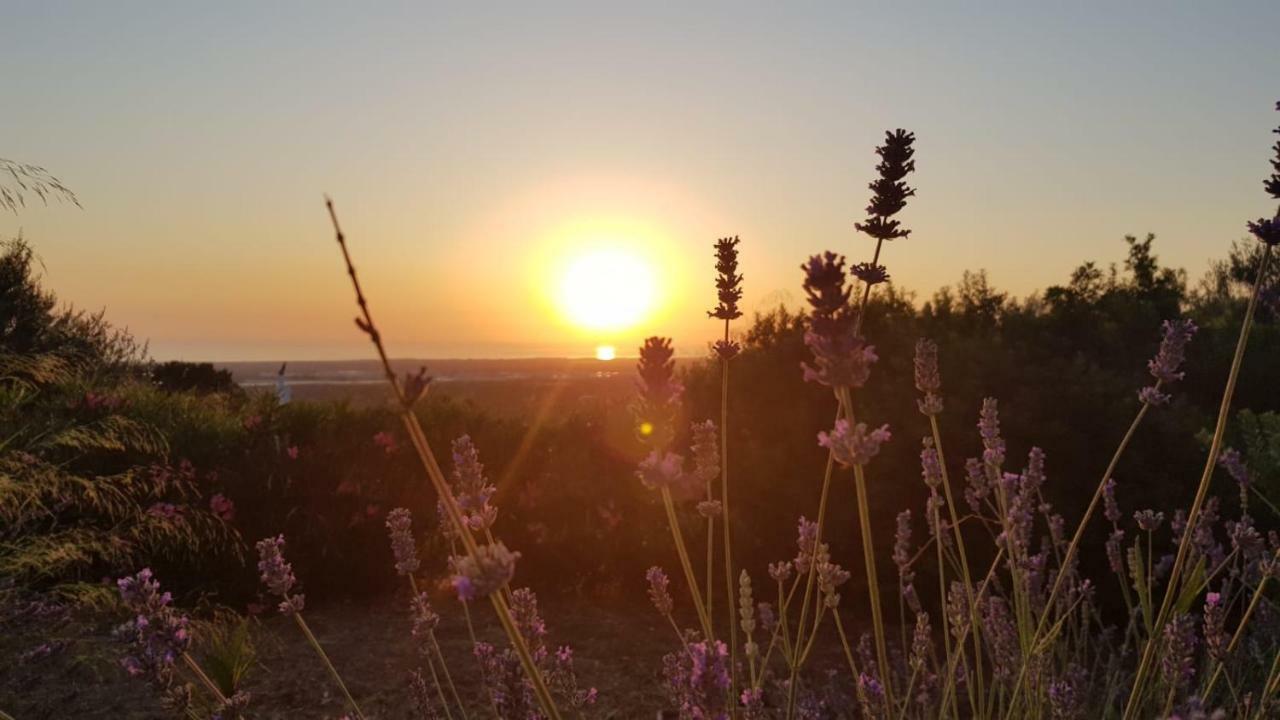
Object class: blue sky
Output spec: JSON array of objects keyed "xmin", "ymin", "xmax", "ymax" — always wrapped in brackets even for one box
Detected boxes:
[{"xmin": 4, "ymin": 2, "xmax": 1279, "ymax": 359}]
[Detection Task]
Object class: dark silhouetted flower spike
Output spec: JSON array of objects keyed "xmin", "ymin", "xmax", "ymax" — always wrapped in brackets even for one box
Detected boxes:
[
  {"xmin": 1247, "ymin": 216, "xmax": 1280, "ymax": 247},
  {"xmin": 800, "ymin": 253, "xmax": 878, "ymax": 387},
  {"xmin": 851, "ymin": 262, "xmax": 890, "ymax": 287},
  {"xmin": 635, "ymin": 336, "xmax": 682, "ymax": 446},
  {"xmin": 708, "ymin": 236, "xmax": 744, "ymax": 321},
  {"xmin": 1266, "ymin": 101, "xmax": 1280, "ymax": 200},
  {"xmin": 855, "ymin": 129, "xmax": 917, "ymax": 242}
]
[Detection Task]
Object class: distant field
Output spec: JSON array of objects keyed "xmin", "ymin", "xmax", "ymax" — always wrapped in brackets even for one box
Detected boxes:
[{"xmin": 220, "ymin": 357, "xmax": 700, "ymax": 419}]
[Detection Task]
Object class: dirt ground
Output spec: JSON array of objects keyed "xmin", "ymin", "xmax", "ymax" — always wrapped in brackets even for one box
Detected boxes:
[{"xmin": 1, "ymin": 592, "xmax": 683, "ymax": 719}]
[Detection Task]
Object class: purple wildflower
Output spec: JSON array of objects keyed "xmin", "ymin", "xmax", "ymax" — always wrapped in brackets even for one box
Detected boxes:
[
  {"xmin": 893, "ymin": 510, "xmax": 914, "ymax": 585},
  {"xmin": 857, "ymin": 673, "xmax": 887, "ymax": 719},
  {"xmin": 757, "ymin": 602, "xmax": 776, "ymax": 634},
  {"xmin": 1135, "ymin": 509, "xmax": 1166, "ymax": 532},
  {"xmin": 1160, "ymin": 613, "xmax": 1198, "ymax": 690},
  {"xmin": 819, "ymin": 419, "xmax": 891, "ymax": 467},
  {"xmin": 1218, "ymin": 447, "xmax": 1251, "ymax": 489},
  {"xmin": 794, "ymin": 517, "xmax": 820, "ymax": 574},
  {"xmin": 410, "ymin": 592, "xmax": 440, "ymax": 648},
  {"xmin": 1267, "ymin": 102, "xmax": 1280, "ymax": 200},
  {"xmin": 636, "ymin": 336, "xmax": 682, "ymax": 446},
  {"xmin": 1141, "ymin": 319, "xmax": 1197, "ymax": 404},
  {"xmin": 800, "ymin": 252, "xmax": 878, "ymax": 388},
  {"xmin": 450, "ymin": 542, "xmax": 519, "ymax": 602},
  {"xmin": 914, "ymin": 338, "xmax": 944, "ymax": 415},
  {"xmin": 255, "ymin": 536, "xmax": 305, "ymax": 614},
  {"xmin": 978, "ymin": 398, "xmax": 1005, "ymax": 471},
  {"xmin": 646, "ymin": 566, "xmax": 674, "ymax": 616},
  {"xmin": 662, "ymin": 639, "xmax": 730, "ymax": 720},
  {"xmin": 1103, "ymin": 478, "xmax": 1122, "ymax": 525},
  {"xmin": 114, "ymin": 569, "xmax": 191, "ymax": 683},
  {"xmin": 690, "ymin": 420, "xmax": 720, "ymax": 487},
  {"xmin": 739, "ymin": 571, "xmax": 757, "ymax": 653},
  {"xmin": 385, "ymin": 507, "xmax": 420, "ymax": 576},
  {"xmin": 1105, "ymin": 529, "xmax": 1126, "ymax": 575},
  {"xmin": 1203, "ymin": 592, "xmax": 1227, "ymax": 661},
  {"xmin": 909, "ymin": 612, "xmax": 931, "ymax": 672},
  {"xmin": 769, "ymin": 561, "xmax": 793, "ymax": 584},
  {"xmin": 447, "ymin": 435, "xmax": 498, "ymax": 532},
  {"xmin": 696, "ymin": 500, "xmax": 723, "ymax": 518},
  {"xmin": 920, "ymin": 437, "xmax": 942, "ymax": 488},
  {"xmin": 637, "ymin": 450, "xmax": 684, "ymax": 492},
  {"xmin": 982, "ymin": 596, "xmax": 1019, "ymax": 682}
]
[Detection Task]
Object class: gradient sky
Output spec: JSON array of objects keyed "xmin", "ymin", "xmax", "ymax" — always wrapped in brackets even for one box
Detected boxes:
[{"xmin": 4, "ymin": 1, "xmax": 1279, "ymax": 360}]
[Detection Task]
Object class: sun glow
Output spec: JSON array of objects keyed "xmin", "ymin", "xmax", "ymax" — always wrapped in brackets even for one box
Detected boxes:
[
  {"xmin": 595, "ymin": 344, "xmax": 617, "ymax": 361},
  {"xmin": 557, "ymin": 248, "xmax": 656, "ymax": 332}
]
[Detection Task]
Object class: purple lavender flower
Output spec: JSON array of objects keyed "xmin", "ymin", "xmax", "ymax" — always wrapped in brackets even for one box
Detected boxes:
[
  {"xmin": 857, "ymin": 672, "xmax": 887, "ymax": 719},
  {"xmin": 255, "ymin": 536, "xmax": 305, "ymax": 614},
  {"xmin": 945, "ymin": 582, "xmax": 970, "ymax": 643},
  {"xmin": 757, "ymin": 602, "xmax": 776, "ymax": 634},
  {"xmin": 708, "ymin": 236, "xmax": 744, "ymax": 321},
  {"xmin": 800, "ymin": 252, "xmax": 878, "ymax": 388},
  {"xmin": 450, "ymin": 541, "xmax": 519, "ymax": 602},
  {"xmin": 1141, "ymin": 318, "xmax": 1197, "ymax": 404},
  {"xmin": 1218, "ymin": 447, "xmax": 1251, "ymax": 488},
  {"xmin": 920, "ymin": 437, "xmax": 942, "ymax": 488},
  {"xmin": 410, "ymin": 592, "xmax": 440, "ymax": 646},
  {"xmin": 909, "ymin": 612, "xmax": 931, "ymax": 672},
  {"xmin": 819, "ymin": 419, "xmax": 891, "ymax": 467},
  {"xmin": 1105, "ymin": 529, "xmax": 1126, "ymax": 575},
  {"xmin": 114, "ymin": 569, "xmax": 192, "ymax": 682},
  {"xmin": 690, "ymin": 420, "xmax": 720, "ymax": 487},
  {"xmin": 447, "ymin": 435, "xmax": 498, "ymax": 532},
  {"xmin": 385, "ymin": 507, "xmax": 420, "ymax": 576},
  {"xmin": 963, "ymin": 457, "xmax": 988, "ymax": 513},
  {"xmin": 646, "ymin": 566, "xmax": 674, "ymax": 616},
  {"xmin": 794, "ymin": 517, "xmax": 820, "ymax": 574},
  {"xmin": 1103, "ymin": 478, "xmax": 1122, "ymax": 525},
  {"xmin": 768, "ymin": 561, "xmax": 794, "ymax": 584},
  {"xmin": 662, "ymin": 639, "xmax": 730, "ymax": 719},
  {"xmin": 982, "ymin": 596, "xmax": 1019, "ymax": 682},
  {"xmin": 1203, "ymin": 591, "xmax": 1227, "ymax": 661},
  {"xmin": 636, "ymin": 336, "xmax": 682, "ymax": 446},
  {"xmin": 1160, "ymin": 613, "xmax": 1198, "ymax": 690},
  {"xmin": 1135, "ymin": 509, "xmax": 1166, "ymax": 532},
  {"xmin": 978, "ymin": 398, "xmax": 1005, "ymax": 471},
  {"xmin": 816, "ymin": 553, "xmax": 851, "ymax": 608},
  {"xmin": 696, "ymin": 500, "xmax": 723, "ymax": 518},
  {"xmin": 914, "ymin": 338, "xmax": 944, "ymax": 415},
  {"xmin": 893, "ymin": 510, "xmax": 914, "ymax": 585},
  {"xmin": 1047, "ymin": 667, "xmax": 1085, "ymax": 720},
  {"xmin": 637, "ymin": 450, "xmax": 684, "ymax": 491},
  {"xmin": 855, "ymin": 129, "xmax": 917, "ymax": 242}
]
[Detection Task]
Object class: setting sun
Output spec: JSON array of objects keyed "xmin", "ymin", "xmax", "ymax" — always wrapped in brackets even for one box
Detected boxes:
[
  {"xmin": 557, "ymin": 248, "xmax": 656, "ymax": 332},
  {"xmin": 595, "ymin": 344, "xmax": 617, "ymax": 361}
]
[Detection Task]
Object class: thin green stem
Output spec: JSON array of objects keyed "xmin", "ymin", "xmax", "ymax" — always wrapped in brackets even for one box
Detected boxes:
[
  {"xmin": 719, "ymin": 348, "xmax": 740, "ymax": 714},
  {"xmin": 783, "ymin": 404, "xmax": 841, "ymax": 720},
  {"xmin": 293, "ymin": 612, "xmax": 367, "ymax": 720},
  {"xmin": 661, "ymin": 487, "xmax": 714, "ymax": 640}
]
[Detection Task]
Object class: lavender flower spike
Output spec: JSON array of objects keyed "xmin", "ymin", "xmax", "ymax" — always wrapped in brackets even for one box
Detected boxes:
[
  {"xmin": 855, "ymin": 129, "xmax": 917, "ymax": 242},
  {"xmin": 451, "ymin": 541, "xmax": 520, "ymax": 602},
  {"xmin": 800, "ymin": 252, "xmax": 878, "ymax": 388},
  {"xmin": 819, "ymin": 419, "xmax": 891, "ymax": 468},
  {"xmin": 1140, "ymin": 318, "xmax": 1197, "ymax": 405},
  {"xmin": 385, "ymin": 508, "xmax": 420, "ymax": 576},
  {"xmin": 646, "ymin": 566, "xmax": 674, "ymax": 616},
  {"xmin": 914, "ymin": 338, "xmax": 944, "ymax": 415},
  {"xmin": 255, "ymin": 535, "xmax": 305, "ymax": 614}
]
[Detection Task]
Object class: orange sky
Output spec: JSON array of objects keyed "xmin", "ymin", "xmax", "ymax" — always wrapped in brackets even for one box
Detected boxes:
[{"xmin": 5, "ymin": 3, "xmax": 1279, "ymax": 360}]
